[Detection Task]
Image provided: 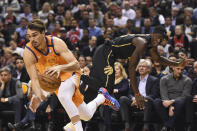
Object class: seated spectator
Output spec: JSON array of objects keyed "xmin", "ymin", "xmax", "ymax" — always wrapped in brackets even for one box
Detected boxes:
[
  {"xmin": 151, "ymin": 61, "xmax": 165, "ymax": 79},
  {"xmin": 122, "ymin": 1, "xmax": 136, "ymax": 20},
  {"xmin": 15, "ymin": 17, "xmax": 28, "ymax": 47},
  {"xmin": 89, "ymin": 3, "xmax": 104, "ymax": 27},
  {"xmin": 113, "ymin": 7, "xmax": 128, "ymax": 29},
  {"xmin": 38, "ymin": 2, "xmax": 54, "ymax": 24},
  {"xmin": 160, "ymin": 35, "xmax": 174, "ymax": 58},
  {"xmin": 170, "ymin": 25, "xmax": 190, "ymax": 52},
  {"xmin": 113, "ymin": 62, "xmax": 129, "ymax": 100},
  {"xmin": 12, "ymin": 57, "xmax": 30, "ymax": 83},
  {"xmin": 188, "ymin": 61, "xmax": 197, "ymax": 81},
  {"xmin": 121, "ymin": 19, "xmax": 136, "ymax": 35},
  {"xmin": 88, "ymin": 18, "xmax": 102, "ymax": 38},
  {"xmin": 0, "ymin": 48, "xmax": 14, "ymax": 68},
  {"xmin": 63, "ymin": 10, "xmax": 74, "ymax": 31},
  {"xmin": 149, "ymin": 7, "xmax": 165, "ymax": 26},
  {"xmin": 134, "ymin": 8, "xmax": 144, "ymax": 28},
  {"xmin": 78, "ymin": 55, "xmax": 87, "ymax": 72},
  {"xmin": 162, "ymin": 55, "xmax": 177, "ymax": 75},
  {"xmin": 45, "ymin": 13, "xmax": 56, "ymax": 34},
  {"xmin": 185, "ymin": 77, "xmax": 197, "ymax": 131},
  {"xmin": 0, "ymin": 67, "xmax": 23, "ymax": 124},
  {"xmin": 82, "ymin": 36, "xmax": 97, "ymax": 57},
  {"xmin": 9, "ymin": 40, "xmax": 24, "ymax": 57},
  {"xmin": 141, "ymin": 18, "xmax": 154, "ymax": 34},
  {"xmin": 66, "ymin": 19, "xmax": 83, "ymax": 48},
  {"xmin": 16, "ymin": 4, "xmax": 32, "ymax": 24},
  {"xmin": 154, "ymin": 65, "xmax": 192, "ymax": 131},
  {"xmin": 164, "ymin": 16, "xmax": 175, "ymax": 38},
  {"xmin": 119, "ymin": 59, "xmax": 160, "ymax": 131}
]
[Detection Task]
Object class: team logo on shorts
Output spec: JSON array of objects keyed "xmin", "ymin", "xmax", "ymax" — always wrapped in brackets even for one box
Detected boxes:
[{"xmin": 104, "ymin": 65, "xmax": 113, "ymax": 75}]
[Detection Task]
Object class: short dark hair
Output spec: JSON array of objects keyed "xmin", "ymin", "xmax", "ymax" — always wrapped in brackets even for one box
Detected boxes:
[
  {"xmin": 28, "ymin": 19, "xmax": 46, "ymax": 33},
  {"xmin": 153, "ymin": 26, "xmax": 167, "ymax": 36}
]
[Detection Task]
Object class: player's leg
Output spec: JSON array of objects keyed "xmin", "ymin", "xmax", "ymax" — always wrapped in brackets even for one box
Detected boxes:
[{"xmin": 57, "ymin": 77, "xmax": 83, "ymax": 131}]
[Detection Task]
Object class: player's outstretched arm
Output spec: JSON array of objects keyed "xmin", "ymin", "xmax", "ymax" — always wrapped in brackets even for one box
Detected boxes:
[
  {"xmin": 129, "ymin": 37, "xmax": 147, "ymax": 109},
  {"xmin": 149, "ymin": 47, "xmax": 187, "ymax": 67}
]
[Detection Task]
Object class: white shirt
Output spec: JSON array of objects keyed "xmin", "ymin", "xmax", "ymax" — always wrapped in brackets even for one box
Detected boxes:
[
  {"xmin": 114, "ymin": 16, "xmax": 128, "ymax": 27},
  {"xmin": 122, "ymin": 9, "xmax": 136, "ymax": 20},
  {"xmin": 139, "ymin": 74, "xmax": 149, "ymax": 97}
]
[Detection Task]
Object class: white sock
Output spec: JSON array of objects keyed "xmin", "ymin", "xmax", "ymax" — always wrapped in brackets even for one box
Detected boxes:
[{"xmin": 73, "ymin": 121, "xmax": 83, "ymax": 131}]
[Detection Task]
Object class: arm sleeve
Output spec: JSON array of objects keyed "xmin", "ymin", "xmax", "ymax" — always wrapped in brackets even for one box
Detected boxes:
[
  {"xmin": 175, "ymin": 77, "xmax": 192, "ymax": 101},
  {"xmin": 8, "ymin": 81, "xmax": 23, "ymax": 102},
  {"xmin": 160, "ymin": 76, "xmax": 169, "ymax": 100}
]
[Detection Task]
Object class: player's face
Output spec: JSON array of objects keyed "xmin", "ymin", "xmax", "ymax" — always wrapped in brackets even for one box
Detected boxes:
[{"xmin": 26, "ymin": 29, "xmax": 45, "ymax": 48}]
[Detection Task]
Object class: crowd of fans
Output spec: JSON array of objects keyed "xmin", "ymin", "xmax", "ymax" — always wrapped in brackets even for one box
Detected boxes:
[{"xmin": 1, "ymin": 0, "xmax": 197, "ymax": 131}]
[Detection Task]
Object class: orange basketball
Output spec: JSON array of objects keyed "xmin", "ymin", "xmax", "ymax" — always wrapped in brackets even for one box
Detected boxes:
[{"xmin": 38, "ymin": 73, "xmax": 61, "ymax": 92}]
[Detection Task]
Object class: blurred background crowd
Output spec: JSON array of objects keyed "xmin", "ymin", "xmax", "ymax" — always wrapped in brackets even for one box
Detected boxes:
[{"xmin": 1, "ymin": 0, "xmax": 197, "ymax": 131}]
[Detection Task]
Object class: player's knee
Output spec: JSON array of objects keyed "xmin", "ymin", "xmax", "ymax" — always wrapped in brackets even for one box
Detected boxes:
[{"xmin": 83, "ymin": 113, "xmax": 92, "ymax": 121}]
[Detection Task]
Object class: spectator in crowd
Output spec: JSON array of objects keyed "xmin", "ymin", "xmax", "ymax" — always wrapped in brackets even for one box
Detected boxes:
[
  {"xmin": 89, "ymin": 3, "xmax": 104, "ymax": 27},
  {"xmin": 122, "ymin": 1, "xmax": 136, "ymax": 20},
  {"xmin": 141, "ymin": 18, "xmax": 154, "ymax": 34},
  {"xmin": 171, "ymin": 25, "xmax": 190, "ymax": 52},
  {"xmin": 121, "ymin": 19, "xmax": 136, "ymax": 35},
  {"xmin": 17, "ymin": 4, "xmax": 32, "ymax": 23},
  {"xmin": 88, "ymin": 18, "xmax": 102, "ymax": 37},
  {"xmin": 188, "ymin": 61, "xmax": 197, "ymax": 81},
  {"xmin": 51, "ymin": 21, "xmax": 62, "ymax": 38},
  {"xmin": 183, "ymin": 16, "xmax": 197, "ymax": 43},
  {"xmin": 0, "ymin": 67, "xmax": 23, "ymax": 124},
  {"xmin": 151, "ymin": 61, "xmax": 165, "ymax": 79},
  {"xmin": 160, "ymin": 35, "xmax": 174, "ymax": 58},
  {"xmin": 154, "ymin": 65, "xmax": 192, "ymax": 131},
  {"xmin": 79, "ymin": 10, "xmax": 89, "ymax": 29},
  {"xmin": 113, "ymin": 7, "xmax": 128, "ymax": 29},
  {"xmin": 0, "ymin": 21, "xmax": 9, "ymax": 46},
  {"xmin": 38, "ymin": 2, "xmax": 54, "ymax": 24},
  {"xmin": 12, "ymin": 57, "xmax": 30, "ymax": 83},
  {"xmin": 9, "ymin": 40, "xmax": 24, "ymax": 57},
  {"xmin": 46, "ymin": 13, "xmax": 56, "ymax": 33},
  {"xmin": 119, "ymin": 59, "xmax": 160, "ymax": 131},
  {"xmin": 134, "ymin": 8, "xmax": 144, "ymax": 28},
  {"xmin": 113, "ymin": 62, "xmax": 129, "ymax": 100},
  {"xmin": 63, "ymin": 10, "xmax": 74, "ymax": 31},
  {"xmin": 171, "ymin": 7, "xmax": 184, "ymax": 26},
  {"xmin": 78, "ymin": 55, "xmax": 86, "ymax": 72},
  {"xmin": 15, "ymin": 17, "xmax": 28, "ymax": 47},
  {"xmin": 149, "ymin": 7, "xmax": 165, "ymax": 26},
  {"xmin": 164, "ymin": 16, "xmax": 175, "ymax": 38},
  {"xmin": 79, "ymin": 28, "xmax": 89, "ymax": 51},
  {"xmin": 185, "ymin": 74, "xmax": 197, "ymax": 131},
  {"xmin": 4, "ymin": 7, "xmax": 17, "ymax": 28},
  {"xmin": 83, "ymin": 36, "xmax": 97, "ymax": 57},
  {"xmin": 67, "ymin": 19, "xmax": 83, "ymax": 47},
  {"xmin": 0, "ymin": 48, "xmax": 14, "ymax": 68},
  {"xmin": 54, "ymin": 3, "xmax": 65, "ymax": 23}
]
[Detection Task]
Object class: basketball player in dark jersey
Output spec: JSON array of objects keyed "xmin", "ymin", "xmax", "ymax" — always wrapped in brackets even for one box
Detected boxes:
[{"xmin": 81, "ymin": 26, "xmax": 188, "ymax": 109}]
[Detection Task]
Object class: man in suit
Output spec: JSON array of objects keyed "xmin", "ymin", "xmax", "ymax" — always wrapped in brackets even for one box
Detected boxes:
[
  {"xmin": 82, "ymin": 36, "xmax": 97, "ymax": 57},
  {"xmin": 119, "ymin": 59, "xmax": 160, "ymax": 131},
  {"xmin": 154, "ymin": 65, "xmax": 192, "ymax": 131}
]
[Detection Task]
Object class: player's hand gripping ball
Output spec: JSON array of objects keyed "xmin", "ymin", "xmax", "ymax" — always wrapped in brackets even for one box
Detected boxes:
[{"xmin": 38, "ymin": 73, "xmax": 61, "ymax": 92}]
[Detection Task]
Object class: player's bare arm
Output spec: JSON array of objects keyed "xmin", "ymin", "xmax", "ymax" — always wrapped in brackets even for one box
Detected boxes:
[
  {"xmin": 129, "ymin": 37, "xmax": 147, "ymax": 109},
  {"xmin": 44, "ymin": 37, "xmax": 80, "ymax": 77},
  {"xmin": 23, "ymin": 48, "xmax": 44, "ymax": 100},
  {"xmin": 149, "ymin": 47, "xmax": 187, "ymax": 67}
]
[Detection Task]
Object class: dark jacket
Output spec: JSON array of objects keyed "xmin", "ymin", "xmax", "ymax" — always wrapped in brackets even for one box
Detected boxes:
[{"xmin": 128, "ymin": 75, "xmax": 160, "ymax": 100}]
